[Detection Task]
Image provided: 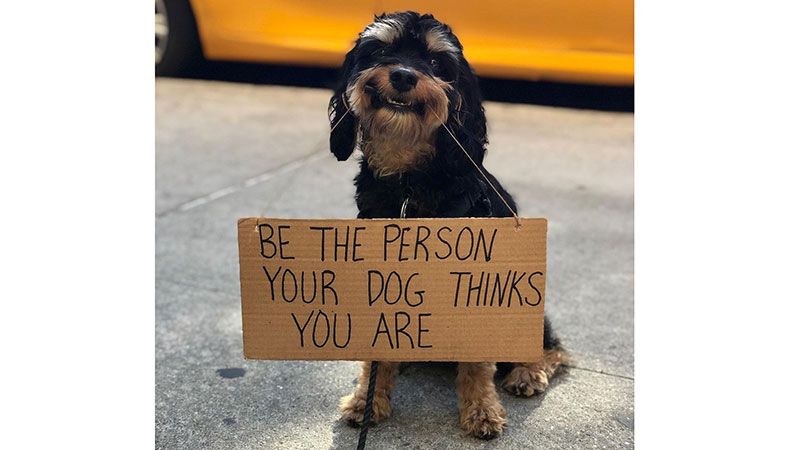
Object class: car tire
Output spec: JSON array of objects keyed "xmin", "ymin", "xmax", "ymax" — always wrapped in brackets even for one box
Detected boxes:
[{"xmin": 156, "ymin": 0, "xmax": 202, "ymax": 76}]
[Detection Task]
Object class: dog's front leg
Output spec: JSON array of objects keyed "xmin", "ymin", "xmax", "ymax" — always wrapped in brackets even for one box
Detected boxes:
[
  {"xmin": 456, "ymin": 362, "xmax": 506, "ymax": 439},
  {"xmin": 340, "ymin": 361, "xmax": 398, "ymax": 426}
]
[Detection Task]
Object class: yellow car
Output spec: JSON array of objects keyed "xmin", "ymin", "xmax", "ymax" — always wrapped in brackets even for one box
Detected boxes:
[{"xmin": 155, "ymin": 0, "xmax": 633, "ymax": 85}]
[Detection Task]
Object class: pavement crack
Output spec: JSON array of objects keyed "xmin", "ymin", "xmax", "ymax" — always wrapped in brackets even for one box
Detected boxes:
[
  {"xmin": 564, "ymin": 364, "xmax": 634, "ymax": 381},
  {"xmin": 156, "ymin": 150, "xmax": 328, "ymax": 219}
]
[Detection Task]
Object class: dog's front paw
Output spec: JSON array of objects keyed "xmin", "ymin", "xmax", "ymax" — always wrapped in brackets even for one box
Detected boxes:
[
  {"xmin": 460, "ymin": 401, "xmax": 507, "ymax": 440},
  {"xmin": 339, "ymin": 392, "xmax": 392, "ymax": 427},
  {"xmin": 502, "ymin": 365, "xmax": 549, "ymax": 397}
]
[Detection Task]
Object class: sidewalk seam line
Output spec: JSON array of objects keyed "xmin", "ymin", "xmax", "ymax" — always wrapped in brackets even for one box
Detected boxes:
[
  {"xmin": 157, "ymin": 277, "xmax": 237, "ymax": 297},
  {"xmin": 156, "ymin": 150, "xmax": 328, "ymax": 219},
  {"xmin": 564, "ymin": 364, "xmax": 634, "ymax": 381}
]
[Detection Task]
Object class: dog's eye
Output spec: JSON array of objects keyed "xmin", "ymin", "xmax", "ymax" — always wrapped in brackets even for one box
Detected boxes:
[{"xmin": 430, "ymin": 58, "xmax": 439, "ymax": 69}]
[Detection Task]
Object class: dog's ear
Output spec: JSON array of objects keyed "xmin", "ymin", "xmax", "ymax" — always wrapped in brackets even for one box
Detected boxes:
[
  {"xmin": 328, "ymin": 44, "xmax": 359, "ymax": 161},
  {"xmin": 436, "ymin": 56, "xmax": 488, "ymax": 174}
]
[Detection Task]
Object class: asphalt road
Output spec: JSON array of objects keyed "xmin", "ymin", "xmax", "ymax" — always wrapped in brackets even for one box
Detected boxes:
[{"xmin": 155, "ymin": 77, "xmax": 634, "ymax": 449}]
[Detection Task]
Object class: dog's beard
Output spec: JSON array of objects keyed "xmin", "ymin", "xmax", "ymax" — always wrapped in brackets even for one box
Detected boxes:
[{"xmin": 346, "ymin": 66, "xmax": 451, "ymax": 177}]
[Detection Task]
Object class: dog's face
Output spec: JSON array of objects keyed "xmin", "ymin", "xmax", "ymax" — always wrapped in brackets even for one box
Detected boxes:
[{"xmin": 329, "ymin": 12, "xmax": 487, "ymax": 177}]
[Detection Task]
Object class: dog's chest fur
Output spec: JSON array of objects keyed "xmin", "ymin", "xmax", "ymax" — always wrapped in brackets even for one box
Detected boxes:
[
  {"xmin": 360, "ymin": 132, "xmax": 435, "ymax": 178},
  {"xmin": 353, "ymin": 158, "xmax": 496, "ymax": 220}
]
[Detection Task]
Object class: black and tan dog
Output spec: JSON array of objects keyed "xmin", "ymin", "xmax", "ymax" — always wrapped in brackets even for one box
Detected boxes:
[{"xmin": 329, "ymin": 11, "xmax": 567, "ymax": 439}]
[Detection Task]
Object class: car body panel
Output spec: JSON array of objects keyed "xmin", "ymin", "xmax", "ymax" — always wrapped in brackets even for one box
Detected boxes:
[{"xmin": 189, "ymin": 0, "xmax": 633, "ymax": 85}]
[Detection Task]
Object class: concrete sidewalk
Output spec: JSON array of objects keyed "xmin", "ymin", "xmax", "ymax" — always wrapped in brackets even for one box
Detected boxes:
[{"xmin": 156, "ymin": 78, "xmax": 633, "ymax": 449}]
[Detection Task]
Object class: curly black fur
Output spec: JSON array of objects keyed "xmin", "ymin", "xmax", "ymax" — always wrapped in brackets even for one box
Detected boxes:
[{"xmin": 329, "ymin": 11, "xmax": 561, "ymax": 352}]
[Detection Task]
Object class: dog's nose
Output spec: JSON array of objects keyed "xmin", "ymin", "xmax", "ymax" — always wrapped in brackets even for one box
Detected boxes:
[{"xmin": 389, "ymin": 67, "xmax": 418, "ymax": 92}]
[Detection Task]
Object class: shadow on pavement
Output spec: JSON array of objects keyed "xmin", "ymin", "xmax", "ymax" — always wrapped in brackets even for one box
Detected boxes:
[{"xmin": 171, "ymin": 61, "xmax": 633, "ymax": 113}]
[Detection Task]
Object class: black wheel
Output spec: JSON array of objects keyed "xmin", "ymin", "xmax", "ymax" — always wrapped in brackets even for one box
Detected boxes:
[{"xmin": 155, "ymin": 0, "xmax": 202, "ymax": 76}]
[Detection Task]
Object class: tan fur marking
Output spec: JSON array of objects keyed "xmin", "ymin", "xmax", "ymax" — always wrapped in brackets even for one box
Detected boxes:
[
  {"xmin": 340, "ymin": 361, "xmax": 398, "ymax": 425},
  {"xmin": 456, "ymin": 362, "xmax": 507, "ymax": 439},
  {"xmin": 361, "ymin": 18, "xmax": 403, "ymax": 43},
  {"xmin": 501, "ymin": 349, "xmax": 568, "ymax": 397},
  {"xmin": 425, "ymin": 29, "xmax": 459, "ymax": 54},
  {"xmin": 346, "ymin": 65, "xmax": 450, "ymax": 176}
]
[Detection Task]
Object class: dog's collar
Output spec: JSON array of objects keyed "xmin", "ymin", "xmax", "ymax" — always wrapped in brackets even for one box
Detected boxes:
[
  {"xmin": 400, "ymin": 197, "xmax": 410, "ymax": 219},
  {"xmin": 398, "ymin": 173, "xmax": 414, "ymax": 218}
]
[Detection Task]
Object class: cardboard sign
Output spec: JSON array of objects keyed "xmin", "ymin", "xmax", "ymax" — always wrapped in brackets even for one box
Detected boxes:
[{"xmin": 237, "ymin": 217, "xmax": 546, "ymax": 362}]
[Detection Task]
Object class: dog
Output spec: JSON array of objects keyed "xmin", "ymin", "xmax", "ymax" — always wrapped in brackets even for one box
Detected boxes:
[{"xmin": 328, "ymin": 11, "xmax": 567, "ymax": 439}]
